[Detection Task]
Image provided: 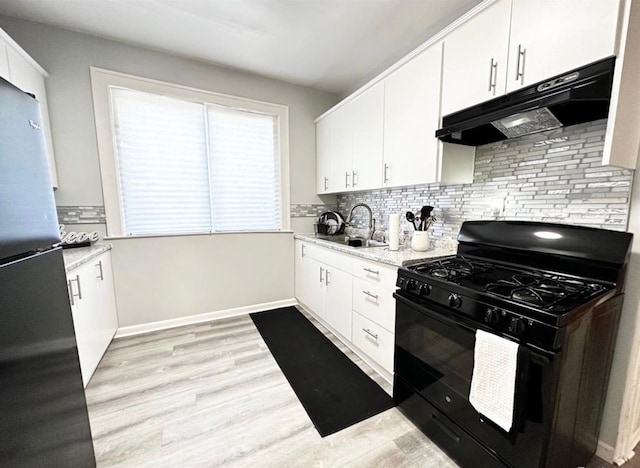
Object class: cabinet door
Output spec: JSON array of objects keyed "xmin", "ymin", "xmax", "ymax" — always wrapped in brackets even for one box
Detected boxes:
[
  {"xmin": 506, "ymin": 0, "xmax": 620, "ymax": 92},
  {"xmin": 328, "ymin": 105, "xmax": 353, "ymax": 193},
  {"xmin": 383, "ymin": 44, "xmax": 443, "ymax": 188},
  {"xmin": 316, "ymin": 105, "xmax": 352, "ymax": 194},
  {"xmin": 295, "ymin": 241, "xmax": 310, "ymax": 306},
  {"xmin": 93, "ymin": 252, "xmax": 118, "ymax": 357},
  {"xmin": 324, "ymin": 267, "xmax": 353, "ymax": 340},
  {"xmin": 303, "ymin": 256, "xmax": 327, "ymax": 320},
  {"xmin": 441, "ymin": 0, "xmax": 511, "ymax": 115},
  {"xmin": 316, "ymin": 118, "xmax": 331, "ymax": 194},
  {"xmin": 351, "ymin": 82, "xmax": 384, "ymax": 191},
  {"xmin": 6, "ymin": 47, "xmax": 58, "ymax": 187},
  {"xmin": 67, "ymin": 262, "xmax": 100, "ymax": 388}
]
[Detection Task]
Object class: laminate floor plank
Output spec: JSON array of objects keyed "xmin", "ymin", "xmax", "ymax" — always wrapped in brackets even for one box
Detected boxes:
[{"xmin": 86, "ymin": 309, "xmax": 456, "ymax": 467}]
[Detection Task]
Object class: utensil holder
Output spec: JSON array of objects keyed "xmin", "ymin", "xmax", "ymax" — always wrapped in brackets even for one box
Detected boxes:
[{"xmin": 411, "ymin": 231, "xmax": 430, "ymax": 252}]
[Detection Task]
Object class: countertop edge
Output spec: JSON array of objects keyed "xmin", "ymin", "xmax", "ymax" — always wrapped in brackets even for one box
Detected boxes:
[
  {"xmin": 62, "ymin": 243, "xmax": 113, "ymax": 273},
  {"xmin": 294, "ymin": 234, "xmax": 455, "ymax": 267}
]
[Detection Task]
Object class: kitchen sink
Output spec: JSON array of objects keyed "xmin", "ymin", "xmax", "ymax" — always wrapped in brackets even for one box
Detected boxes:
[{"xmin": 315, "ymin": 236, "xmax": 387, "ymax": 249}]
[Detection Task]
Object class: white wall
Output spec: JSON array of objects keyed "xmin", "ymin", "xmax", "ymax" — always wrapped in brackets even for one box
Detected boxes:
[
  {"xmin": 109, "ymin": 233, "xmax": 294, "ymax": 328},
  {"xmin": 0, "ymin": 15, "xmax": 338, "ymax": 208},
  {"xmin": 0, "ymin": 15, "xmax": 338, "ymax": 327}
]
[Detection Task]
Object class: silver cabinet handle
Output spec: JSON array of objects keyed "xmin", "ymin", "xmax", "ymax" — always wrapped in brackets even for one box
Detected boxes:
[
  {"xmin": 352, "ymin": 170, "xmax": 358, "ymax": 188},
  {"xmin": 363, "ymin": 290, "xmax": 379, "ymax": 301},
  {"xmin": 488, "ymin": 57, "xmax": 494, "ymax": 91},
  {"xmin": 301, "ymin": 244, "xmax": 306, "ymax": 257},
  {"xmin": 383, "ymin": 164, "xmax": 390, "ymax": 184},
  {"xmin": 363, "ymin": 328, "xmax": 379, "ymax": 341},
  {"xmin": 363, "ymin": 267, "xmax": 379, "ymax": 277},
  {"xmin": 345, "ymin": 171, "xmax": 350, "ymax": 188},
  {"xmin": 319, "ymin": 266, "xmax": 324, "ymax": 284},
  {"xmin": 96, "ymin": 260, "xmax": 104, "ymax": 280},
  {"xmin": 324, "ymin": 176, "xmax": 328, "ymax": 191},
  {"xmin": 488, "ymin": 58, "xmax": 498, "ymax": 93},
  {"xmin": 69, "ymin": 275, "xmax": 82, "ymax": 305},
  {"xmin": 515, "ymin": 44, "xmax": 526, "ymax": 82},
  {"xmin": 326, "ymin": 269, "xmax": 331, "ymax": 286}
]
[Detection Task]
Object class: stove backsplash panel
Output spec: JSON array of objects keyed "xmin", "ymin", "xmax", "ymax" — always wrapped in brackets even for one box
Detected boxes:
[{"xmin": 337, "ymin": 119, "xmax": 633, "ymax": 243}]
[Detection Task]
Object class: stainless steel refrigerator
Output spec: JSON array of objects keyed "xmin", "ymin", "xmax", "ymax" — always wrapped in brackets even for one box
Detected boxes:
[{"xmin": 0, "ymin": 77, "xmax": 95, "ymax": 466}]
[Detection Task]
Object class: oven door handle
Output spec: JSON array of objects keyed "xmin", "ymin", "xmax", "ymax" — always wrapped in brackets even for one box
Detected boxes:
[{"xmin": 394, "ymin": 291, "xmax": 553, "ymax": 367}]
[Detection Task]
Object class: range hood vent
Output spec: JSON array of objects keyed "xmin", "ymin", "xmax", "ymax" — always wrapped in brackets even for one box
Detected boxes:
[{"xmin": 436, "ymin": 57, "xmax": 615, "ymax": 146}]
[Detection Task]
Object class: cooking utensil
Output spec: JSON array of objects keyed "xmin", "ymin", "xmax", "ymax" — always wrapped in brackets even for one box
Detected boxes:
[
  {"xmin": 420, "ymin": 207, "xmax": 428, "ymax": 230},
  {"xmin": 406, "ymin": 211, "xmax": 418, "ymax": 230}
]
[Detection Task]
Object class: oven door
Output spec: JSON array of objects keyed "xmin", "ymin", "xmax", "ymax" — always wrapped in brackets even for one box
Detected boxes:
[{"xmin": 394, "ymin": 291, "xmax": 556, "ymax": 468}]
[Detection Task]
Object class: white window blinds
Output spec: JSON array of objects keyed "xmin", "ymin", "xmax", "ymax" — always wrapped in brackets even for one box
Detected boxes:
[{"xmin": 110, "ymin": 87, "xmax": 282, "ymax": 236}]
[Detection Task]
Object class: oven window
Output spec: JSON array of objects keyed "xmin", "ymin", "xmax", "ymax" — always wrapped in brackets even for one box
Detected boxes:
[{"xmin": 396, "ymin": 300, "xmax": 476, "ymax": 398}]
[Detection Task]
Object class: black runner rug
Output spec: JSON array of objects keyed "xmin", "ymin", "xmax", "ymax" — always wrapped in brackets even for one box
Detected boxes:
[{"xmin": 250, "ymin": 306, "xmax": 395, "ymax": 437}]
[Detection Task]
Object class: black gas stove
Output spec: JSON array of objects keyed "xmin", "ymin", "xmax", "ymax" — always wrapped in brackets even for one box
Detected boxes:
[
  {"xmin": 396, "ymin": 254, "xmax": 616, "ymax": 350},
  {"xmin": 393, "ymin": 221, "xmax": 633, "ymax": 468}
]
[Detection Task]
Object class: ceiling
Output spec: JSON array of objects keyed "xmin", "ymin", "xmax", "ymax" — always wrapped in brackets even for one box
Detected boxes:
[{"xmin": 0, "ymin": 0, "xmax": 482, "ymax": 94}]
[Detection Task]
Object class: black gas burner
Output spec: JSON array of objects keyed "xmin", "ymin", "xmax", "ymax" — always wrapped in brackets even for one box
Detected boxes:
[
  {"xmin": 486, "ymin": 273, "xmax": 606, "ymax": 309},
  {"xmin": 412, "ymin": 257, "xmax": 494, "ymax": 282}
]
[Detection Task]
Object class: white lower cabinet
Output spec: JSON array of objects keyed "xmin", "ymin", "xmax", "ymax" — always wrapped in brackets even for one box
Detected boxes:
[
  {"xmin": 295, "ymin": 240, "xmax": 397, "ymax": 381},
  {"xmin": 67, "ymin": 250, "xmax": 118, "ymax": 387},
  {"xmin": 352, "ymin": 312, "xmax": 394, "ymax": 373},
  {"xmin": 325, "ymin": 267, "xmax": 353, "ymax": 340}
]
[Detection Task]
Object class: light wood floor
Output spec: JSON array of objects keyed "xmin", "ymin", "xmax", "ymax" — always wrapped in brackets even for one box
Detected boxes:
[{"xmin": 85, "ymin": 308, "xmax": 459, "ymax": 467}]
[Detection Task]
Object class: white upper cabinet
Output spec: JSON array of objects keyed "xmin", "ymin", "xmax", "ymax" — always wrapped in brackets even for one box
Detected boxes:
[
  {"xmin": 441, "ymin": 0, "xmax": 512, "ymax": 116},
  {"xmin": 383, "ymin": 44, "xmax": 443, "ymax": 188},
  {"xmin": 506, "ymin": 0, "xmax": 621, "ymax": 92},
  {"xmin": 316, "ymin": 83, "xmax": 383, "ymax": 194},
  {"xmin": 0, "ymin": 28, "xmax": 58, "ymax": 188},
  {"xmin": 350, "ymin": 82, "xmax": 384, "ymax": 191},
  {"xmin": 316, "ymin": 104, "xmax": 351, "ymax": 194}
]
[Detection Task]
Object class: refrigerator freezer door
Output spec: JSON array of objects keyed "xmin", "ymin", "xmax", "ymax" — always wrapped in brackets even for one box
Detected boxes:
[
  {"xmin": 0, "ymin": 248, "xmax": 95, "ymax": 466},
  {"xmin": 0, "ymin": 77, "xmax": 60, "ymax": 262}
]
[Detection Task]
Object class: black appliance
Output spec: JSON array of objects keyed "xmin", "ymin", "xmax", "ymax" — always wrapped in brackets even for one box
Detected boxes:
[
  {"xmin": 393, "ymin": 220, "xmax": 632, "ymax": 468},
  {"xmin": 0, "ymin": 77, "xmax": 96, "ymax": 466},
  {"xmin": 435, "ymin": 57, "xmax": 615, "ymax": 146}
]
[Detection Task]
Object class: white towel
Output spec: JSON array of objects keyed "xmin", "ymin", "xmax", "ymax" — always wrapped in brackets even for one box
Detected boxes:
[{"xmin": 469, "ymin": 329, "xmax": 520, "ymax": 432}]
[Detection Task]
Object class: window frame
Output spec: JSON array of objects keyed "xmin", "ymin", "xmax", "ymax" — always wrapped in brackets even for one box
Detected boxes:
[{"xmin": 90, "ymin": 67, "xmax": 291, "ymax": 238}]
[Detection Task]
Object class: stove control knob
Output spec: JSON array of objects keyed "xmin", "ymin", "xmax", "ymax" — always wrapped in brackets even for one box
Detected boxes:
[
  {"xmin": 418, "ymin": 284, "xmax": 432, "ymax": 296},
  {"xmin": 406, "ymin": 279, "xmax": 416, "ymax": 291},
  {"xmin": 448, "ymin": 293, "xmax": 462, "ymax": 308},
  {"xmin": 484, "ymin": 307, "xmax": 501, "ymax": 325},
  {"xmin": 508, "ymin": 317, "xmax": 527, "ymax": 335}
]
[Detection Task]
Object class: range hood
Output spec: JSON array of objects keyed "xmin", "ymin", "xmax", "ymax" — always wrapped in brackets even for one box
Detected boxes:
[{"xmin": 436, "ymin": 57, "xmax": 615, "ymax": 146}]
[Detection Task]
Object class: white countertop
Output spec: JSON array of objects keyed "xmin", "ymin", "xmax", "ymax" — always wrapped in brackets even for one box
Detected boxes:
[
  {"xmin": 294, "ymin": 234, "xmax": 456, "ymax": 267},
  {"xmin": 62, "ymin": 243, "xmax": 112, "ymax": 272}
]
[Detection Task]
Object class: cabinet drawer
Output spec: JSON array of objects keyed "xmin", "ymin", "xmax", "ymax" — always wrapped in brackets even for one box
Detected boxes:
[
  {"xmin": 302, "ymin": 241, "xmax": 352, "ymax": 273},
  {"xmin": 352, "ymin": 257, "xmax": 397, "ymax": 287},
  {"xmin": 352, "ymin": 277, "xmax": 395, "ymax": 332},
  {"xmin": 352, "ymin": 311, "xmax": 394, "ymax": 373}
]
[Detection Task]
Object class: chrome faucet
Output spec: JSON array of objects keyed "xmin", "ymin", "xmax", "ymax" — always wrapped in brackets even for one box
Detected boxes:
[{"xmin": 346, "ymin": 203, "xmax": 376, "ymax": 240}]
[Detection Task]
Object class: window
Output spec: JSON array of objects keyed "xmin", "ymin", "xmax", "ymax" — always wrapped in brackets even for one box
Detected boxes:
[{"xmin": 90, "ymin": 68, "xmax": 290, "ymax": 237}]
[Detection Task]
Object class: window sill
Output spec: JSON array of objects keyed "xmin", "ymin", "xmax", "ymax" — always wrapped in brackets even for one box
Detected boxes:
[{"xmin": 104, "ymin": 230, "xmax": 294, "ymax": 241}]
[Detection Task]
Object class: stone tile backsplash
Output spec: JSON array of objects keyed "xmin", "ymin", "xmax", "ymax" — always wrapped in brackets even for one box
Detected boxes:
[
  {"xmin": 57, "ymin": 205, "xmax": 106, "ymax": 225},
  {"xmin": 338, "ymin": 119, "xmax": 634, "ymax": 243}
]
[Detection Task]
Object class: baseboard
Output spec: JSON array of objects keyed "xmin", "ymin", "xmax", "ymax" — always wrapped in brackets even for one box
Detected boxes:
[
  {"xmin": 114, "ymin": 298, "xmax": 298, "ymax": 338},
  {"xmin": 597, "ymin": 440, "xmax": 615, "ymax": 463}
]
